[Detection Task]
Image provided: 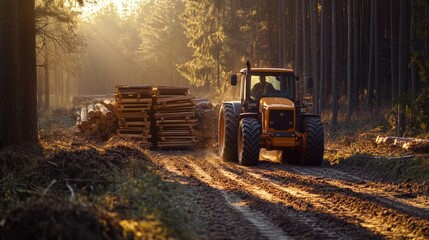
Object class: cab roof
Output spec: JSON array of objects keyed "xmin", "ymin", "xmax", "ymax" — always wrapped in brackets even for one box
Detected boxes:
[{"xmin": 239, "ymin": 68, "xmax": 294, "ymax": 74}]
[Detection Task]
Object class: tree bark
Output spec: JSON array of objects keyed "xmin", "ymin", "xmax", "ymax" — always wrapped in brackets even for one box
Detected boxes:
[
  {"xmin": 332, "ymin": 0, "xmax": 339, "ymax": 127},
  {"xmin": 0, "ymin": 0, "xmax": 38, "ymax": 148},
  {"xmin": 294, "ymin": 0, "xmax": 302, "ymax": 99},
  {"xmin": 44, "ymin": 48, "xmax": 50, "ymax": 110},
  {"xmin": 278, "ymin": 0, "xmax": 285, "ymax": 67},
  {"xmin": 352, "ymin": 0, "xmax": 359, "ymax": 111},
  {"xmin": 310, "ymin": 0, "xmax": 319, "ymax": 114},
  {"xmin": 398, "ymin": 0, "xmax": 407, "ymax": 136},
  {"xmin": 367, "ymin": 0, "xmax": 375, "ymax": 109},
  {"xmin": 390, "ymin": 0, "xmax": 399, "ymax": 106},
  {"xmin": 319, "ymin": 0, "xmax": 329, "ymax": 111},
  {"xmin": 347, "ymin": 0, "xmax": 353, "ymax": 120},
  {"xmin": 410, "ymin": 0, "xmax": 417, "ymax": 98},
  {"xmin": 374, "ymin": 0, "xmax": 380, "ymax": 108}
]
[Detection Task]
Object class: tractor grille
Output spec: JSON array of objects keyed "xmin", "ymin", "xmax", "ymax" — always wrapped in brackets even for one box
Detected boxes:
[{"xmin": 268, "ymin": 110, "xmax": 294, "ymax": 131}]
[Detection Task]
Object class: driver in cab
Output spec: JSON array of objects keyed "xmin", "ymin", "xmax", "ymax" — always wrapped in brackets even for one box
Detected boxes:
[{"xmin": 251, "ymin": 75, "xmax": 275, "ymax": 100}]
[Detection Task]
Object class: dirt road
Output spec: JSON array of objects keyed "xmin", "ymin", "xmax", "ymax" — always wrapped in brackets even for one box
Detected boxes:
[{"xmin": 146, "ymin": 149, "xmax": 428, "ymax": 240}]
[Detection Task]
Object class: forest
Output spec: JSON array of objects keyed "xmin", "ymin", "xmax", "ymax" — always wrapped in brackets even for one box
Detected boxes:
[
  {"xmin": 0, "ymin": 0, "xmax": 429, "ymax": 239},
  {"xmin": 1, "ymin": 0, "xmax": 429, "ymax": 148}
]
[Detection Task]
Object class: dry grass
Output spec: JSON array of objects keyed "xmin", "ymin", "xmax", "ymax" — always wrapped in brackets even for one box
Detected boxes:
[
  {"xmin": 323, "ymin": 107, "xmax": 429, "ymax": 182},
  {"xmin": 0, "ymin": 108, "xmax": 191, "ymax": 239}
]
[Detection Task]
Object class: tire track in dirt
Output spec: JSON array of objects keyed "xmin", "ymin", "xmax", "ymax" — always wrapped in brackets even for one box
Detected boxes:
[
  {"xmin": 257, "ymin": 164, "xmax": 429, "ymax": 219},
  {"xmin": 147, "ymin": 150, "xmax": 428, "ymax": 239},
  {"xmin": 183, "ymin": 155, "xmax": 360, "ymax": 239},
  {"xmin": 147, "ymin": 151, "xmax": 269, "ymax": 239},
  {"xmin": 184, "ymin": 156, "xmax": 293, "ymax": 240},
  {"xmin": 241, "ymin": 162, "xmax": 429, "ymax": 239}
]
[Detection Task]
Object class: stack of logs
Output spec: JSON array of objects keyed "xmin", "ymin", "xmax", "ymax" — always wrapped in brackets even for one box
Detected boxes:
[
  {"xmin": 76, "ymin": 100, "xmax": 117, "ymax": 138},
  {"xmin": 115, "ymin": 85, "xmax": 153, "ymax": 148},
  {"xmin": 75, "ymin": 86, "xmax": 205, "ymax": 149},
  {"xmin": 194, "ymin": 100, "xmax": 218, "ymax": 147},
  {"xmin": 376, "ymin": 135, "xmax": 429, "ymax": 153},
  {"xmin": 154, "ymin": 86, "xmax": 197, "ymax": 149}
]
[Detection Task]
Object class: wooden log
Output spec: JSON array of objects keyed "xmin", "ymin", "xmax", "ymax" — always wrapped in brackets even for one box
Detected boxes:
[
  {"xmin": 102, "ymin": 99, "xmax": 115, "ymax": 111},
  {"xmin": 94, "ymin": 104, "xmax": 101, "ymax": 118},
  {"xmin": 90, "ymin": 123, "xmax": 99, "ymax": 131},
  {"xmin": 375, "ymin": 136, "xmax": 414, "ymax": 145},
  {"xmin": 96, "ymin": 103, "xmax": 114, "ymax": 119},
  {"xmin": 80, "ymin": 107, "xmax": 90, "ymax": 131},
  {"xmin": 402, "ymin": 139, "xmax": 429, "ymax": 152},
  {"xmin": 87, "ymin": 104, "xmax": 96, "ymax": 118}
]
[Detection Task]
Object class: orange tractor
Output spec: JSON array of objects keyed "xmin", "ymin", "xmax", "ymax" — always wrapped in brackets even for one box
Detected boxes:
[{"xmin": 218, "ymin": 62, "xmax": 324, "ymax": 166}]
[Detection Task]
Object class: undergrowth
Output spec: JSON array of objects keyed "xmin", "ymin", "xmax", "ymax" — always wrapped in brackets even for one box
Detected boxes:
[
  {"xmin": 0, "ymin": 109, "xmax": 192, "ymax": 239},
  {"xmin": 323, "ymin": 107, "xmax": 429, "ymax": 182}
]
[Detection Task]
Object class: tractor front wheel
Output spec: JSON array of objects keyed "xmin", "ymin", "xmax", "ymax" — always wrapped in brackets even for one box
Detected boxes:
[{"xmin": 238, "ymin": 118, "xmax": 261, "ymax": 166}]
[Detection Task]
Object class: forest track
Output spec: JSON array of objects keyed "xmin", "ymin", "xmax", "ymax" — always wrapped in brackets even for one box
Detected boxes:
[{"xmin": 147, "ymin": 150, "xmax": 429, "ymax": 240}]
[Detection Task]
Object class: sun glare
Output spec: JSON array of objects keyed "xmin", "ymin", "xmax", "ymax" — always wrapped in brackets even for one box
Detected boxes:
[{"xmin": 79, "ymin": 0, "xmax": 143, "ymax": 19}]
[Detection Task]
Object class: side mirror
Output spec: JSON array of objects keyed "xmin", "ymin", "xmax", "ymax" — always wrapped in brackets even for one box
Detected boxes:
[
  {"xmin": 307, "ymin": 77, "xmax": 313, "ymax": 89},
  {"xmin": 295, "ymin": 76, "xmax": 299, "ymax": 81},
  {"xmin": 230, "ymin": 74, "xmax": 237, "ymax": 86}
]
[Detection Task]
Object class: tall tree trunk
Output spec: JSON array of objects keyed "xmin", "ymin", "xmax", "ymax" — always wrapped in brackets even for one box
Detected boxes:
[
  {"xmin": 332, "ymin": 0, "xmax": 339, "ymax": 127},
  {"xmin": 294, "ymin": 0, "xmax": 302, "ymax": 98},
  {"xmin": 347, "ymin": 0, "xmax": 353, "ymax": 120},
  {"xmin": 319, "ymin": 0, "xmax": 329, "ymax": 111},
  {"xmin": 302, "ymin": 0, "xmax": 311, "ymax": 96},
  {"xmin": 425, "ymin": 7, "xmax": 429, "ymax": 56},
  {"xmin": 278, "ymin": 0, "xmax": 285, "ymax": 67},
  {"xmin": 44, "ymin": 50, "xmax": 50, "ymax": 110},
  {"xmin": 353, "ymin": 0, "xmax": 359, "ymax": 111},
  {"xmin": 367, "ymin": 0, "xmax": 375, "ymax": 109},
  {"xmin": 0, "ymin": 1, "xmax": 20, "ymax": 146},
  {"xmin": 410, "ymin": 0, "xmax": 417, "ymax": 98},
  {"xmin": 374, "ymin": 0, "xmax": 380, "ymax": 108},
  {"xmin": 0, "ymin": 0, "xmax": 38, "ymax": 148},
  {"xmin": 398, "ymin": 0, "xmax": 407, "ymax": 136},
  {"xmin": 17, "ymin": 0, "xmax": 37, "ymax": 143},
  {"xmin": 390, "ymin": 0, "xmax": 399, "ymax": 106},
  {"xmin": 310, "ymin": 0, "xmax": 319, "ymax": 114}
]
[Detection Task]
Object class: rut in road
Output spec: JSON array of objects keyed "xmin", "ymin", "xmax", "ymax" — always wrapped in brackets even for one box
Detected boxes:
[{"xmin": 147, "ymin": 150, "xmax": 429, "ymax": 240}]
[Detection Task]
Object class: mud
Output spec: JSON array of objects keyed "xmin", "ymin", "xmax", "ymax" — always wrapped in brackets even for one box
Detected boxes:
[{"xmin": 147, "ymin": 149, "xmax": 429, "ymax": 240}]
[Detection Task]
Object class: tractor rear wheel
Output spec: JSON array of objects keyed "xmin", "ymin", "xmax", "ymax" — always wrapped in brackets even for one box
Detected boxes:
[
  {"xmin": 300, "ymin": 117, "xmax": 324, "ymax": 166},
  {"xmin": 218, "ymin": 103, "xmax": 238, "ymax": 162},
  {"xmin": 238, "ymin": 118, "xmax": 261, "ymax": 166}
]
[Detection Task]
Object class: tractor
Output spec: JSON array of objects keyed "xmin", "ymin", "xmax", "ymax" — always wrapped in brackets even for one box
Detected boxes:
[{"xmin": 218, "ymin": 61, "xmax": 324, "ymax": 166}]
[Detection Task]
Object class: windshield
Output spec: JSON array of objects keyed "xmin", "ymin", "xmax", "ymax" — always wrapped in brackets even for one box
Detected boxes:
[{"xmin": 249, "ymin": 73, "xmax": 295, "ymax": 101}]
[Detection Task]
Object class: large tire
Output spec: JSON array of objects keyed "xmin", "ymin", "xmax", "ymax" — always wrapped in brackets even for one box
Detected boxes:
[
  {"xmin": 238, "ymin": 118, "xmax": 261, "ymax": 166},
  {"xmin": 300, "ymin": 117, "xmax": 324, "ymax": 166},
  {"xmin": 218, "ymin": 103, "xmax": 239, "ymax": 162}
]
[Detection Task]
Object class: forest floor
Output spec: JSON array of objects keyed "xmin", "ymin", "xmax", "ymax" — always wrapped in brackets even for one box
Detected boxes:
[{"xmin": 0, "ymin": 108, "xmax": 428, "ymax": 239}]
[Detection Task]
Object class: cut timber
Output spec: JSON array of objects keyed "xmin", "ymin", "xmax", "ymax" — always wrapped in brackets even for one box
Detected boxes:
[
  {"xmin": 96, "ymin": 103, "xmax": 114, "ymax": 119},
  {"xmin": 155, "ymin": 111, "xmax": 195, "ymax": 119},
  {"xmin": 156, "ymin": 95, "xmax": 195, "ymax": 104},
  {"xmin": 80, "ymin": 107, "xmax": 90, "ymax": 131},
  {"xmin": 87, "ymin": 104, "xmax": 96, "ymax": 118},
  {"xmin": 102, "ymin": 99, "xmax": 114, "ymax": 111},
  {"xmin": 116, "ymin": 97, "xmax": 152, "ymax": 104},
  {"xmin": 402, "ymin": 139, "xmax": 429, "ymax": 152},
  {"xmin": 156, "ymin": 86, "xmax": 188, "ymax": 96},
  {"xmin": 156, "ymin": 107, "xmax": 195, "ymax": 113},
  {"xmin": 376, "ymin": 135, "xmax": 429, "ymax": 153},
  {"xmin": 154, "ymin": 102, "xmax": 194, "ymax": 109},
  {"xmin": 375, "ymin": 136, "xmax": 414, "ymax": 145}
]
